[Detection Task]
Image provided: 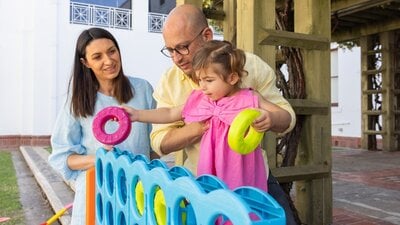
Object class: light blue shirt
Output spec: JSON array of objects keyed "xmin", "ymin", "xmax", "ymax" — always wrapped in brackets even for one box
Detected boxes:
[{"xmin": 48, "ymin": 76, "xmax": 155, "ymax": 225}]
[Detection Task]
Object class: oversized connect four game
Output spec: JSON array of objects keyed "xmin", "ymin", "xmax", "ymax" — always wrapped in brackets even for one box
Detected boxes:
[{"xmin": 91, "ymin": 148, "xmax": 285, "ymax": 225}]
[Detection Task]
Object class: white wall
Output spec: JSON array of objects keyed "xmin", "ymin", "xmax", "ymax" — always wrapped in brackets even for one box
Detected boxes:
[
  {"xmin": 0, "ymin": 0, "xmax": 22, "ymax": 135},
  {"xmin": 0, "ymin": 0, "xmax": 172, "ymax": 136},
  {"xmin": 331, "ymin": 45, "xmax": 362, "ymax": 137},
  {"xmin": 0, "ymin": 0, "xmax": 58, "ymax": 135}
]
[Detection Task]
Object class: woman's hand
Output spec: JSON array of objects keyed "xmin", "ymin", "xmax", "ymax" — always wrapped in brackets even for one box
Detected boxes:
[{"xmin": 67, "ymin": 154, "xmax": 96, "ymax": 170}]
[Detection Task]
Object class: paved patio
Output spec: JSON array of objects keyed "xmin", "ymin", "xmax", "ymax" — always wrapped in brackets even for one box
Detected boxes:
[{"xmin": 332, "ymin": 147, "xmax": 400, "ymax": 225}]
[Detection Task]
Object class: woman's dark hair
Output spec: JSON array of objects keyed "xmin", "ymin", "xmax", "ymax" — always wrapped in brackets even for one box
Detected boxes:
[
  {"xmin": 192, "ymin": 40, "xmax": 248, "ymax": 86},
  {"xmin": 68, "ymin": 27, "xmax": 133, "ymax": 117}
]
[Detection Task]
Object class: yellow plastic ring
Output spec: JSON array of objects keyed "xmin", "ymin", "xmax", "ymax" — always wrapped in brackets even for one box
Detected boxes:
[
  {"xmin": 154, "ymin": 189, "xmax": 166, "ymax": 225},
  {"xmin": 154, "ymin": 189, "xmax": 187, "ymax": 225},
  {"xmin": 135, "ymin": 181, "xmax": 144, "ymax": 215},
  {"xmin": 228, "ymin": 109, "xmax": 264, "ymax": 155}
]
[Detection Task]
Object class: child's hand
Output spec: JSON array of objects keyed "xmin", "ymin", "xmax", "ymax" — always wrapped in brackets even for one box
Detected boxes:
[
  {"xmin": 252, "ymin": 109, "xmax": 274, "ymax": 133},
  {"xmin": 103, "ymin": 144, "xmax": 114, "ymax": 151},
  {"xmin": 120, "ymin": 105, "xmax": 139, "ymax": 122}
]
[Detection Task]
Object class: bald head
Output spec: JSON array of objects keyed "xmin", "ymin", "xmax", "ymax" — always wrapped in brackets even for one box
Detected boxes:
[
  {"xmin": 163, "ymin": 4, "xmax": 208, "ymax": 34},
  {"xmin": 161, "ymin": 4, "xmax": 213, "ymax": 76}
]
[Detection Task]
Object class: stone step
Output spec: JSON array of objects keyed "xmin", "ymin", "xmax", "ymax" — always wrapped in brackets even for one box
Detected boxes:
[{"xmin": 19, "ymin": 146, "xmax": 74, "ymax": 225}]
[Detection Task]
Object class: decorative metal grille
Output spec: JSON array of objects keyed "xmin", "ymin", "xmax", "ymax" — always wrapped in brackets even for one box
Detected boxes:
[
  {"xmin": 70, "ymin": 2, "xmax": 132, "ymax": 30},
  {"xmin": 148, "ymin": 12, "xmax": 167, "ymax": 33}
]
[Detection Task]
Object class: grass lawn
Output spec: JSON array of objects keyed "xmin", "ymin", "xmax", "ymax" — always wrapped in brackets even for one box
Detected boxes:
[
  {"xmin": 0, "ymin": 151, "xmax": 25, "ymax": 225},
  {"xmin": 45, "ymin": 146, "xmax": 52, "ymax": 153}
]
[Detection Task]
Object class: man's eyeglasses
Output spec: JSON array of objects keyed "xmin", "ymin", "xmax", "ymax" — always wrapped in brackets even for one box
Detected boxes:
[{"xmin": 160, "ymin": 27, "xmax": 207, "ymax": 58}]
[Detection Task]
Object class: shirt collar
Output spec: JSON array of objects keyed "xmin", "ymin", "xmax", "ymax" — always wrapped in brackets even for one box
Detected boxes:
[{"xmin": 176, "ymin": 66, "xmax": 199, "ymax": 89}]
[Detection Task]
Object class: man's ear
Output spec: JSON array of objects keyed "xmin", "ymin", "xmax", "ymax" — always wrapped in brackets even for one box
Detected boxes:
[
  {"xmin": 203, "ymin": 27, "xmax": 214, "ymax": 41},
  {"xmin": 229, "ymin": 72, "xmax": 240, "ymax": 85},
  {"xmin": 80, "ymin": 58, "xmax": 89, "ymax": 68}
]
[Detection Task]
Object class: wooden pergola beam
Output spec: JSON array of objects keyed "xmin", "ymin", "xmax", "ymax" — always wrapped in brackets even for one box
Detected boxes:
[
  {"xmin": 288, "ymin": 99, "xmax": 330, "ymax": 115},
  {"xmin": 259, "ymin": 28, "xmax": 330, "ymax": 50},
  {"xmin": 272, "ymin": 165, "xmax": 331, "ymax": 183},
  {"xmin": 332, "ymin": 18, "xmax": 400, "ymax": 42},
  {"xmin": 332, "ymin": 0, "xmax": 397, "ymax": 16}
]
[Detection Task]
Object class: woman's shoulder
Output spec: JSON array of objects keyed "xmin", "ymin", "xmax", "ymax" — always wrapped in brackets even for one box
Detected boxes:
[
  {"xmin": 126, "ymin": 76, "xmax": 150, "ymax": 84},
  {"xmin": 126, "ymin": 76, "xmax": 153, "ymax": 90}
]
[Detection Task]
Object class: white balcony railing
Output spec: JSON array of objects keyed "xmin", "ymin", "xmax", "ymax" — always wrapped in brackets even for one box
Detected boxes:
[
  {"xmin": 147, "ymin": 12, "xmax": 223, "ymax": 36},
  {"xmin": 70, "ymin": 2, "xmax": 132, "ymax": 30},
  {"xmin": 148, "ymin": 12, "xmax": 167, "ymax": 33}
]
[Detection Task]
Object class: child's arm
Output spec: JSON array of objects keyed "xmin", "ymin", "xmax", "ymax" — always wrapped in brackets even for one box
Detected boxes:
[
  {"xmin": 121, "ymin": 105, "xmax": 184, "ymax": 124},
  {"xmin": 252, "ymin": 91, "xmax": 291, "ymax": 133}
]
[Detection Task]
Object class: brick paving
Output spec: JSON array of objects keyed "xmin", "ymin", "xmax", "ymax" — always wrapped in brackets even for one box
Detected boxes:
[
  {"xmin": 332, "ymin": 148, "xmax": 400, "ymax": 225},
  {"xmin": 333, "ymin": 208, "xmax": 395, "ymax": 225}
]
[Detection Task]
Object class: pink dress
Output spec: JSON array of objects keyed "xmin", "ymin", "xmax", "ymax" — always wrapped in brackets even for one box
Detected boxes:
[{"xmin": 182, "ymin": 89, "xmax": 268, "ymax": 191}]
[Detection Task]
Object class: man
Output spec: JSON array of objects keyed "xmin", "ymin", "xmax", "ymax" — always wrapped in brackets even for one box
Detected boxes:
[{"xmin": 151, "ymin": 4, "xmax": 297, "ymax": 224}]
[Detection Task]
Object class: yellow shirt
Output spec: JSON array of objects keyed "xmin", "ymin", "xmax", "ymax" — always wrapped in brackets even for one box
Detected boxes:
[{"xmin": 151, "ymin": 52, "xmax": 296, "ymax": 175}]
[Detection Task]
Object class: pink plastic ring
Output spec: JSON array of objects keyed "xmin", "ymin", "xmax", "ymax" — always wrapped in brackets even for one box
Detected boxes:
[{"xmin": 92, "ymin": 106, "xmax": 132, "ymax": 145}]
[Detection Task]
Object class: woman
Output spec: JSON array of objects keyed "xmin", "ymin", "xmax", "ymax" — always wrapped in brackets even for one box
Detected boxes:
[{"xmin": 48, "ymin": 27, "xmax": 156, "ymax": 225}]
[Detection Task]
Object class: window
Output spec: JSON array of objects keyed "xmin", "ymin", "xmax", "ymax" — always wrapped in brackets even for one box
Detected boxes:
[
  {"xmin": 70, "ymin": 0, "xmax": 132, "ymax": 30},
  {"xmin": 331, "ymin": 48, "xmax": 339, "ymax": 107},
  {"xmin": 148, "ymin": 0, "xmax": 175, "ymax": 33}
]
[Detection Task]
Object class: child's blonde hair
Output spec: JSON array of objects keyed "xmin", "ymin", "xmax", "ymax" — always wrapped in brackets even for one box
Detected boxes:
[{"xmin": 192, "ymin": 40, "xmax": 248, "ymax": 86}]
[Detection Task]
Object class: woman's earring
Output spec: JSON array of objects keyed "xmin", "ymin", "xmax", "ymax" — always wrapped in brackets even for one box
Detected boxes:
[{"xmin": 80, "ymin": 58, "xmax": 88, "ymax": 68}]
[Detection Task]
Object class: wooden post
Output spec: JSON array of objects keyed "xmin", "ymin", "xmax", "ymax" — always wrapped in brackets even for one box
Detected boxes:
[
  {"xmin": 360, "ymin": 36, "xmax": 370, "ymax": 150},
  {"xmin": 381, "ymin": 31, "xmax": 397, "ymax": 151},
  {"xmin": 294, "ymin": 0, "xmax": 332, "ymax": 224},
  {"xmin": 359, "ymin": 32, "xmax": 396, "ymax": 151},
  {"xmin": 236, "ymin": 0, "xmax": 278, "ymax": 168},
  {"xmin": 222, "ymin": 0, "xmax": 236, "ymax": 44},
  {"xmin": 86, "ymin": 167, "xmax": 95, "ymax": 225},
  {"xmin": 236, "ymin": 0, "xmax": 275, "ymax": 64}
]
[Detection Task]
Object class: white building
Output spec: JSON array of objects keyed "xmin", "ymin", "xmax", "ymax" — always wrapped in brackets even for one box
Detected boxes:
[{"xmin": 331, "ymin": 44, "xmax": 363, "ymax": 148}]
